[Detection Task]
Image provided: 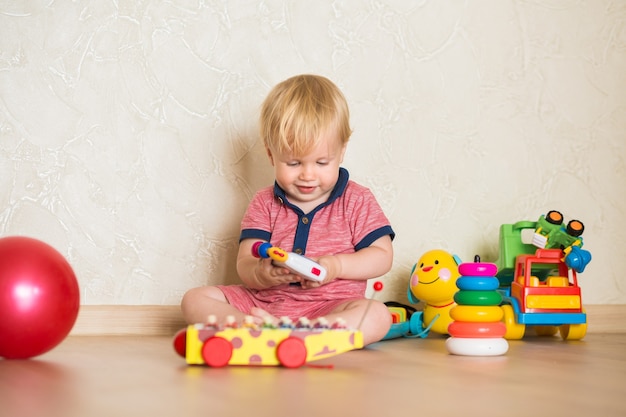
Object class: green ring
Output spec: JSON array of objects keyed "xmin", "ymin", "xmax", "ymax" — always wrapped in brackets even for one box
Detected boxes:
[{"xmin": 454, "ymin": 290, "xmax": 502, "ymax": 306}]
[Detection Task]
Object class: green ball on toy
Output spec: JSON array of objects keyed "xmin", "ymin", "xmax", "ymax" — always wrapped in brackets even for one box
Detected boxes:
[{"xmin": 0, "ymin": 236, "xmax": 80, "ymax": 359}]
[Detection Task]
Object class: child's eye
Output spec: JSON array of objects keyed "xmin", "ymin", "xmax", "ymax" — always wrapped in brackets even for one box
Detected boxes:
[
  {"xmin": 317, "ymin": 161, "xmax": 329, "ymax": 166},
  {"xmin": 286, "ymin": 161, "xmax": 300, "ymax": 167}
]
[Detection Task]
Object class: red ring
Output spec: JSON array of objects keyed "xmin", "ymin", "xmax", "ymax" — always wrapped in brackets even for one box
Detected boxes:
[
  {"xmin": 251, "ymin": 241, "xmax": 264, "ymax": 258},
  {"xmin": 448, "ymin": 321, "xmax": 507, "ymax": 338}
]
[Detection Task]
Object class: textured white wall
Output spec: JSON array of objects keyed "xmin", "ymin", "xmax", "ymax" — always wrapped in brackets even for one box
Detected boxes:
[{"xmin": 1, "ymin": 1, "xmax": 624, "ymax": 305}]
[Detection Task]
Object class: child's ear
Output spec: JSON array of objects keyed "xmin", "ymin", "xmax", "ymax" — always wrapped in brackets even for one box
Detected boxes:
[
  {"xmin": 339, "ymin": 144, "xmax": 347, "ymax": 163},
  {"xmin": 266, "ymin": 147, "xmax": 275, "ymax": 166}
]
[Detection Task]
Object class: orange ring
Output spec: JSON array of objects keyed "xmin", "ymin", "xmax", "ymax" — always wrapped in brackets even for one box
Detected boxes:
[
  {"xmin": 450, "ymin": 305, "xmax": 504, "ymax": 323},
  {"xmin": 448, "ymin": 321, "xmax": 507, "ymax": 338}
]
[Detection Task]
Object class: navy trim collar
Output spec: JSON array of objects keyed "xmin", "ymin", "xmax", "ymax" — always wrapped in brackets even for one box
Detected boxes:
[{"xmin": 273, "ymin": 167, "xmax": 349, "ymax": 214}]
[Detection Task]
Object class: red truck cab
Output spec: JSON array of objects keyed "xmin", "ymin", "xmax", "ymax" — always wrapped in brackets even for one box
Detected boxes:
[{"xmin": 500, "ymin": 248, "xmax": 587, "ymax": 340}]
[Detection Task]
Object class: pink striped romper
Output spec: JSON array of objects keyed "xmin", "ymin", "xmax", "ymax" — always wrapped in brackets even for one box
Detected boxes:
[{"xmin": 218, "ymin": 168, "xmax": 394, "ymax": 321}]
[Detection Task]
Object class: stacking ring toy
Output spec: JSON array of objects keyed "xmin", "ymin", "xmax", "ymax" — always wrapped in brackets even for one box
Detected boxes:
[
  {"xmin": 450, "ymin": 305, "xmax": 504, "ymax": 322},
  {"xmin": 454, "ymin": 290, "xmax": 502, "ymax": 306},
  {"xmin": 448, "ymin": 321, "xmax": 507, "ymax": 338},
  {"xmin": 458, "ymin": 262, "xmax": 497, "ymax": 277},
  {"xmin": 456, "ymin": 276, "xmax": 500, "ymax": 291},
  {"xmin": 446, "ymin": 337, "xmax": 509, "ymax": 356}
]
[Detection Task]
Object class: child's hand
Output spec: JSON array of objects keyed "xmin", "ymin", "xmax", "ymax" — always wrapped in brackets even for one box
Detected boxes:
[
  {"xmin": 255, "ymin": 257, "xmax": 303, "ymax": 288},
  {"xmin": 300, "ymin": 255, "xmax": 341, "ymax": 289}
]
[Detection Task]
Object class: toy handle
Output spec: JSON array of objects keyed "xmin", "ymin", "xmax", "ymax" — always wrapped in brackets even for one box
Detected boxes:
[
  {"xmin": 251, "ymin": 242, "xmax": 290, "ymax": 264},
  {"xmin": 512, "ymin": 220, "xmax": 537, "ymax": 231}
]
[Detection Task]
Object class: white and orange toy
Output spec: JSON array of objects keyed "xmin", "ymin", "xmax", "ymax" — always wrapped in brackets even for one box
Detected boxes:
[{"xmin": 252, "ymin": 241, "xmax": 327, "ymax": 282}]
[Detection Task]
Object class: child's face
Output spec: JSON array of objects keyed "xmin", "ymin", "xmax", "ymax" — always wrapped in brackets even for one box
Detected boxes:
[{"xmin": 267, "ymin": 130, "xmax": 347, "ymax": 212}]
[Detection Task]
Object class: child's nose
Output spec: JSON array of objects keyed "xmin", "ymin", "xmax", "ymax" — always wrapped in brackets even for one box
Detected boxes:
[{"xmin": 299, "ymin": 164, "xmax": 315, "ymax": 179}]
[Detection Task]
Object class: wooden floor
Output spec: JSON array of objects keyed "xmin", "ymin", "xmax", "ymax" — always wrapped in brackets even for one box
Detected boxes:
[{"xmin": 1, "ymin": 333, "xmax": 625, "ymax": 417}]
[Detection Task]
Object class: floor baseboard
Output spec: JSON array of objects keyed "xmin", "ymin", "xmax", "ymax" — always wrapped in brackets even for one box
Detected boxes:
[
  {"xmin": 71, "ymin": 305, "xmax": 187, "ymax": 336},
  {"xmin": 69, "ymin": 304, "xmax": 626, "ymax": 336}
]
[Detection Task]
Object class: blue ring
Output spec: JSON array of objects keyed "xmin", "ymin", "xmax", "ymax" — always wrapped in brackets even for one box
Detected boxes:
[{"xmin": 456, "ymin": 276, "xmax": 500, "ymax": 291}]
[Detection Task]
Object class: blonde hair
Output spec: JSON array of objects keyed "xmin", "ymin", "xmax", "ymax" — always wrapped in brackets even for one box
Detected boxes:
[{"xmin": 260, "ymin": 74, "xmax": 352, "ymax": 157}]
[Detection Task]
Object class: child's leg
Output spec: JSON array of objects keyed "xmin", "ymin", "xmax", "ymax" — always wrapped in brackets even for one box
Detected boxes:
[
  {"xmin": 180, "ymin": 286, "xmax": 250, "ymax": 324},
  {"xmin": 323, "ymin": 299, "xmax": 392, "ymax": 346}
]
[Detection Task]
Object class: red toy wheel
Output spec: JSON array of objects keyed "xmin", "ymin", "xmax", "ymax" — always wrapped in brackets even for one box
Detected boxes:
[
  {"xmin": 173, "ymin": 328, "xmax": 187, "ymax": 358},
  {"xmin": 277, "ymin": 337, "xmax": 307, "ymax": 368},
  {"xmin": 201, "ymin": 336, "xmax": 233, "ymax": 367}
]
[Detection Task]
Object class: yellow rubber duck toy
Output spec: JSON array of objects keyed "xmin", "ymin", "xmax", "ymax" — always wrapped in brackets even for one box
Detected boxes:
[{"xmin": 408, "ymin": 249, "xmax": 461, "ymax": 335}]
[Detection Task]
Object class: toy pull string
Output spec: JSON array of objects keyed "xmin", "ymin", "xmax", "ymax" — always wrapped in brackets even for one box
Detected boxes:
[{"xmin": 357, "ymin": 281, "xmax": 384, "ymax": 330}]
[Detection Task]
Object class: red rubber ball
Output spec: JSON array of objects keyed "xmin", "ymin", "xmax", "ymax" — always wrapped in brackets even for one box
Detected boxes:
[{"xmin": 0, "ymin": 236, "xmax": 80, "ymax": 359}]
